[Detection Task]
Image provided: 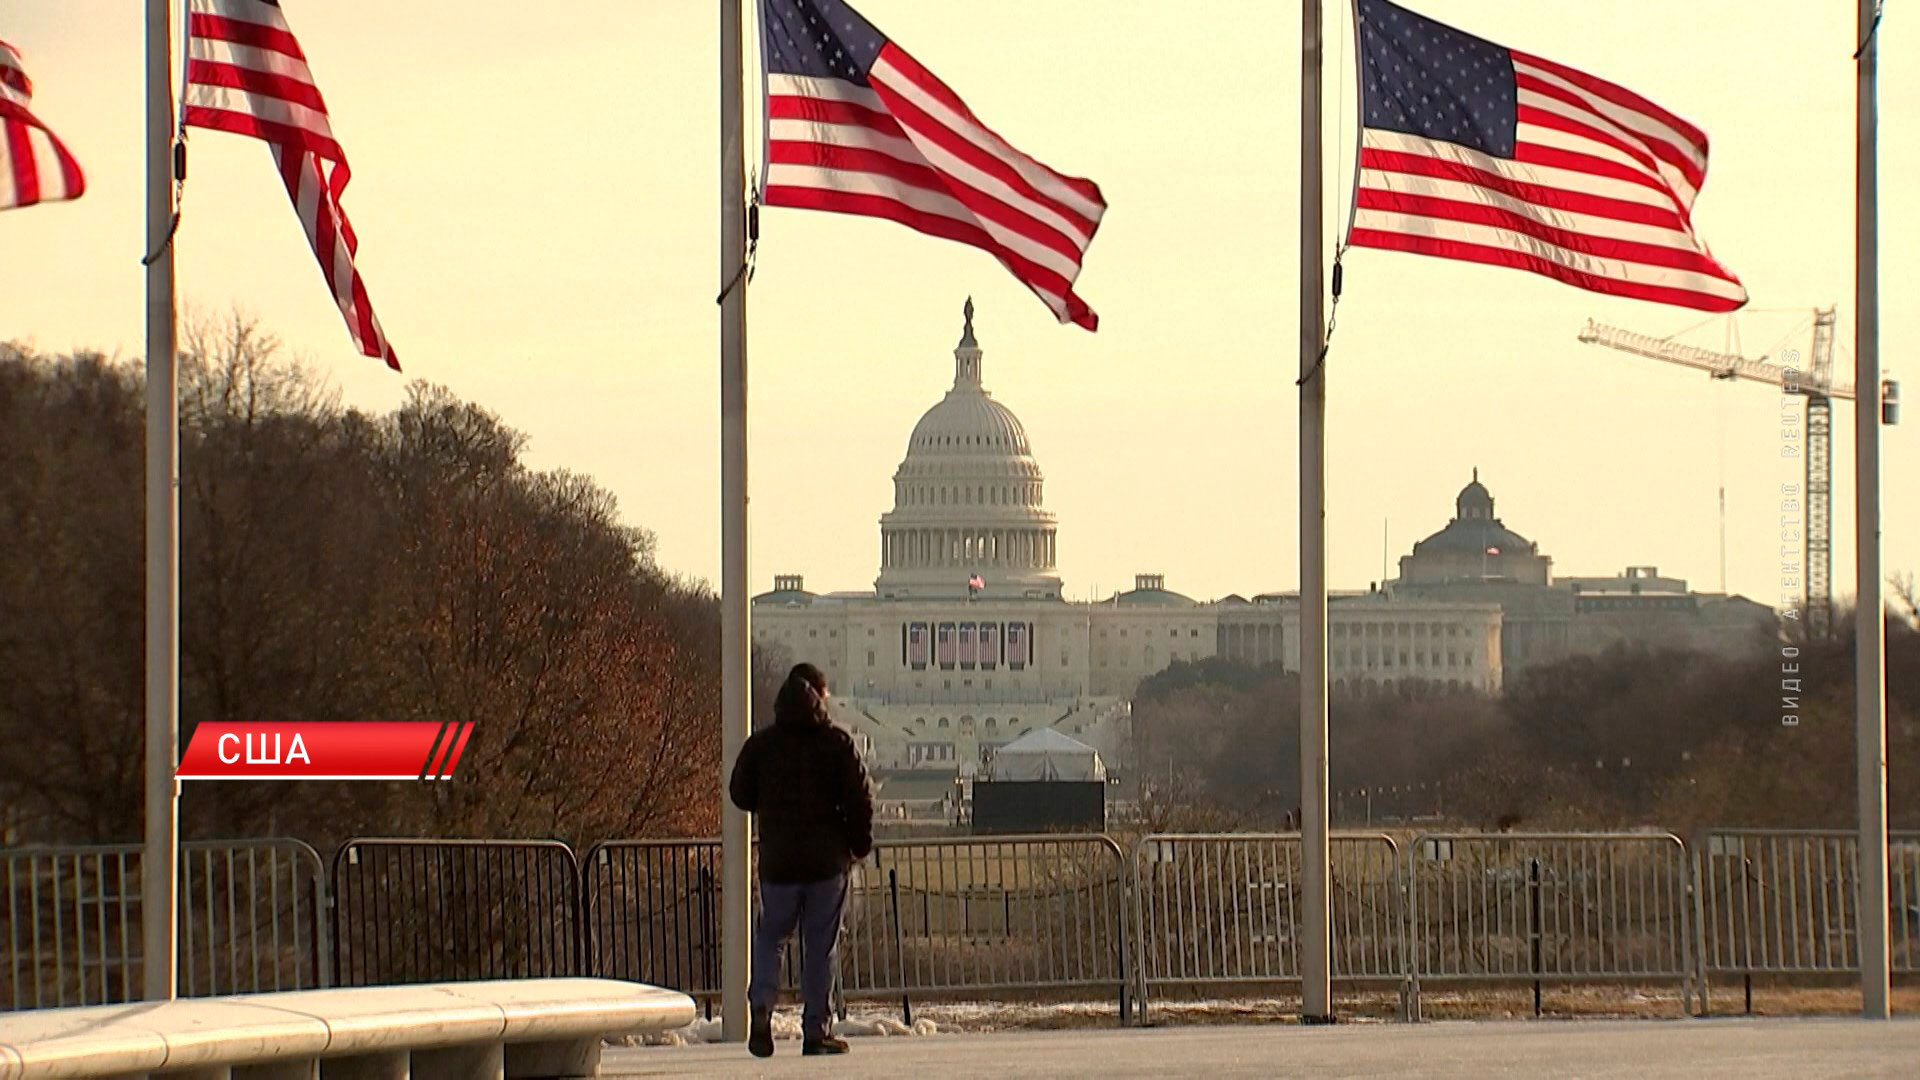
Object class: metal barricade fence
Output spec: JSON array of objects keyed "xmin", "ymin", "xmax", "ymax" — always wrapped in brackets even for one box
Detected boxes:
[
  {"xmin": 12, "ymin": 828, "xmax": 1913, "ymax": 1017},
  {"xmin": 583, "ymin": 840, "xmax": 721, "ymax": 1005},
  {"xmin": 1127, "ymin": 834, "xmax": 1402, "ymax": 1024},
  {"xmin": 839, "ymin": 835, "xmax": 1129, "ymax": 1021},
  {"xmin": 2, "ymin": 839, "xmax": 326, "ymax": 1010},
  {"xmin": 1693, "ymin": 828, "xmax": 1920, "ymax": 1013},
  {"xmin": 1406, "ymin": 832, "xmax": 1694, "ymax": 1016},
  {"xmin": 331, "ymin": 839, "xmax": 580, "ymax": 987},
  {"xmin": 580, "ymin": 840, "xmax": 826, "ymax": 1016}
]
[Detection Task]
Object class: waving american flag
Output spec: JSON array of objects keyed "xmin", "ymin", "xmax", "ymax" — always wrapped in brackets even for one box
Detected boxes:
[
  {"xmin": 760, "ymin": 0, "xmax": 1106, "ymax": 330},
  {"xmin": 1, "ymin": 40, "xmax": 85, "ymax": 211},
  {"xmin": 184, "ymin": 0, "xmax": 398, "ymax": 368},
  {"xmin": 1349, "ymin": 0, "xmax": 1746, "ymax": 312}
]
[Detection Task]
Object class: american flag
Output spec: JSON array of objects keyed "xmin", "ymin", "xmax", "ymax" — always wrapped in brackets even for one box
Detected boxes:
[
  {"xmin": 1, "ymin": 40, "xmax": 85, "ymax": 210},
  {"xmin": 1349, "ymin": 0, "xmax": 1746, "ymax": 312},
  {"xmin": 183, "ymin": 0, "xmax": 398, "ymax": 368},
  {"xmin": 759, "ymin": 0, "xmax": 1106, "ymax": 329},
  {"xmin": 968, "ymin": 573, "xmax": 985, "ymax": 591}
]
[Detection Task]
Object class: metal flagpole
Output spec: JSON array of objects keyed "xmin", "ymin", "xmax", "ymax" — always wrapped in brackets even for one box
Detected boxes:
[
  {"xmin": 719, "ymin": 0, "xmax": 754, "ymax": 1042},
  {"xmin": 1298, "ymin": 0, "xmax": 1333, "ymax": 1024},
  {"xmin": 142, "ymin": 0, "xmax": 180, "ymax": 1004},
  {"xmin": 1852, "ymin": 0, "xmax": 1888, "ymax": 1022}
]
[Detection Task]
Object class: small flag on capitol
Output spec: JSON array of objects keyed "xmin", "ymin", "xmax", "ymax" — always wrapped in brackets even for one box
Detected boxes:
[
  {"xmin": 183, "ymin": 0, "xmax": 399, "ymax": 367},
  {"xmin": 1348, "ymin": 0, "xmax": 1746, "ymax": 312},
  {"xmin": 759, "ymin": 0, "xmax": 1107, "ymax": 329},
  {"xmin": 1, "ymin": 40, "xmax": 85, "ymax": 210},
  {"xmin": 968, "ymin": 573, "xmax": 985, "ymax": 594}
]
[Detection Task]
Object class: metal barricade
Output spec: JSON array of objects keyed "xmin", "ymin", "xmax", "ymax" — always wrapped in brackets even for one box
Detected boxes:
[
  {"xmin": 583, "ymin": 840, "xmax": 722, "ymax": 1008},
  {"xmin": 1405, "ymin": 832, "xmax": 1693, "ymax": 1016},
  {"xmin": 1693, "ymin": 828, "xmax": 1920, "ymax": 1013},
  {"xmin": 1127, "ymin": 833, "xmax": 1403, "ymax": 1023},
  {"xmin": 331, "ymin": 838, "xmax": 580, "ymax": 987},
  {"xmin": 3, "ymin": 839, "xmax": 326, "ymax": 1010},
  {"xmin": 839, "ymin": 834, "xmax": 1129, "ymax": 1021}
]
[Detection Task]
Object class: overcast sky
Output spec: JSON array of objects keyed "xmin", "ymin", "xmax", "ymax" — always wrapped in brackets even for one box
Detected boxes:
[{"xmin": 3, "ymin": 1, "xmax": 1913, "ymax": 610}]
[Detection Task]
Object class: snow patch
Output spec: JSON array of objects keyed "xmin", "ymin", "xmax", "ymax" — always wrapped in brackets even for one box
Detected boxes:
[{"xmin": 624, "ymin": 1012, "xmax": 938, "ymax": 1047}]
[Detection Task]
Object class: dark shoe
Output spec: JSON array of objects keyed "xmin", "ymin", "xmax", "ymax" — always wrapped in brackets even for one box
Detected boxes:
[
  {"xmin": 748, "ymin": 1008, "xmax": 774, "ymax": 1058},
  {"xmin": 802, "ymin": 1036, "xmax": 850, "ymax": 1055}
]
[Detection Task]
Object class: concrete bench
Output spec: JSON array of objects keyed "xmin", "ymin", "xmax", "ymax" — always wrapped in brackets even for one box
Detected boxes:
[{"xmin": 0, "ymin": 978, "xmax": 693, "ymax": 1079}]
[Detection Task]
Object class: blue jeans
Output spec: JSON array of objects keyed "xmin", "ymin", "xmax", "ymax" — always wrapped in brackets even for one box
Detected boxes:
[{"xmin": 748, "ymin": 873, "xmax": 847, "ymax": 1040}]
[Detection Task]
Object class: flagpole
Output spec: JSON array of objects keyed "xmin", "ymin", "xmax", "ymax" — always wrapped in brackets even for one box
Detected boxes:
[
  {"xmin": 1298, "ymin": 0, "xmax": 1333, "ymax": 1024},
  {"xmin": 718, "ymin": 0, "xmax": 754, "ymax": 1043},
  {"xmin": 142, "ymin": 0, "xmax": 180, "ymax": 1003},
  {"xmin": 1852, "ymin": 0, "xmax": 1889, "ymax": 1021}
]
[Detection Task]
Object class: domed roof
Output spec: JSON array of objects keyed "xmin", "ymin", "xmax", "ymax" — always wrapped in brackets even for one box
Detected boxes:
[
  {"xmin": 907, "ymin": 393, "xmax": 1031, "ymax": 457},
  {"xmin": 900, "ymin": 297, "xmax": 1035, "ymax": 463},
  {"xmin": 1415, "ymin": 519, "xmax": 1534, "ymax": 556},
  {"xmin": 1413, "ymin": 470, "xmax": 1535, "ymax": 555}
]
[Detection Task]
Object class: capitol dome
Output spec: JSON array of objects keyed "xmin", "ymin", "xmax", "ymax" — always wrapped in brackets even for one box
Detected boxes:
[
  {"xmin": 905, "ymin": 392, "xmax": 1032, "ymax": 458},
  {"xmin": 875, "ymin": 300, "xmax": 1062, "ymax": 600}
]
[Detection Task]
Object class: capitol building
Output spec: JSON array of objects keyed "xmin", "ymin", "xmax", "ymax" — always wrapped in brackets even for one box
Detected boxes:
[{"xmin": 754, "ymin": 303, "xmax": 1506, "ymax": 777}]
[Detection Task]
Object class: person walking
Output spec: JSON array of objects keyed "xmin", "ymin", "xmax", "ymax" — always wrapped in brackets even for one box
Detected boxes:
[{"xmin": 729, "ymin": 662, "xmax": 874, "ymax": 1057}]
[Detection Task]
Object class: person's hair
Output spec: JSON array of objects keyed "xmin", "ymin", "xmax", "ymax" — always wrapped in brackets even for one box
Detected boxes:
[{"xmin": 773, "ymin": 662, "xmax": 830, "ymax": 726}]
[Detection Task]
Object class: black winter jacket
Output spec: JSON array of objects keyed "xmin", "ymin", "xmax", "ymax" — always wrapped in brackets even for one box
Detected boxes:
[{"xmin": 728, "ymin": 707, "xmax": 875, "ymax": 884}]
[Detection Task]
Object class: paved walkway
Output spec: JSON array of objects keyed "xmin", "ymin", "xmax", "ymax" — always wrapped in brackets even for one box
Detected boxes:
[{"xmin": 603, "ymin": 1017, "xmax": 1920, "ymax": 1078}]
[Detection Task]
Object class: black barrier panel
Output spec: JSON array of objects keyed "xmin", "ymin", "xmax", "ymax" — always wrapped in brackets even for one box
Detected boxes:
[{"xmin": 972, "ymin": 781, "xmax": 1105, "ymax": 835}]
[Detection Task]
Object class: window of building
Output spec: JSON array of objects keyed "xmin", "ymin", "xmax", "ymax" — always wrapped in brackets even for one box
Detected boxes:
[
  {"xmin": 938, "ymin": 717, "xmax": 950, "ymax": 728},
  {"xmin": 866, "ymin": 650, "xmax": 875, "ymax": 666},
  {"xmin": 985, "ymin": 717, "xmax": 997, "ymax": 729},
  {"xmin": 1190, "ymin": 628, "xmax": 1199, "ymax": 637},
  {"xmin": 809, "ymin": 630, "xmax": 816, "ymax": 638}
]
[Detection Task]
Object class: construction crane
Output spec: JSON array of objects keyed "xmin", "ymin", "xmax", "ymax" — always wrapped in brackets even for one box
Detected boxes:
[{"xmin": 1577, "ymin": 308, "xmax": 1848, "ymax": 639}]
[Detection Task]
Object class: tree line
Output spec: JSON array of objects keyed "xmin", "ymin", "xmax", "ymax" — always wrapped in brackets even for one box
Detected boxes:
[
  {"xmin": 1, "ymin": 319, "xmax": 788, "ymax": 854},
  {"xmin": 1131, "ymin": 613, "xmax": 1920, "ymax": 833}
]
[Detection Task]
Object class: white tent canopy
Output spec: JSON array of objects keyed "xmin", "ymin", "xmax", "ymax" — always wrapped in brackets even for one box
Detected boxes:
[{"xmin": 988, "ymin": 727, "xmax": 1106, "ymax": 782}]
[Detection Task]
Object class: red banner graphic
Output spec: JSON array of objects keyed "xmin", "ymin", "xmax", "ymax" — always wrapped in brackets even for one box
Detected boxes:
[{"xmin": 177, "ymin": 722, "xmax": 473, "ymax": 780}]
